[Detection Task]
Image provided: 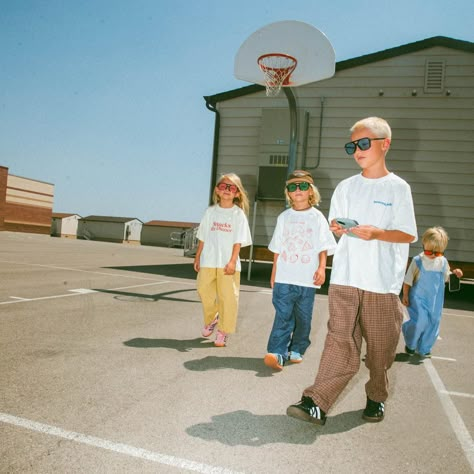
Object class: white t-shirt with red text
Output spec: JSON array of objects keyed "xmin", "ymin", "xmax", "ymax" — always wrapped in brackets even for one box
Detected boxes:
[{"xmin": 196, "ymin": 204, "xmax": 252, "ymax": 272}]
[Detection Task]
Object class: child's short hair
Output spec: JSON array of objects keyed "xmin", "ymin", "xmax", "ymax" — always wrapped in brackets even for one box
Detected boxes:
[
  {"xmin": 422, "ymin": 227, "xmax": 449, "ymax": 252},
  {"xmin": 212, "ymin": 173, "xmax": 250, "ymax": 215},
  {"xmin": 350, "ymin": 117, "xmax": 392, "ymax": 139},
  {"xmin": 284, "ymin": 169, "xmax": 321, "ymax": 207}
]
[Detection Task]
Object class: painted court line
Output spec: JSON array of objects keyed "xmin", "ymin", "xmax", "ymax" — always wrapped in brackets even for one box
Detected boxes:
[
  {"xmin": 431, "ymin": 356, "xmax": 457, "ymax": 362},
  {"xmin": 1, "ymin": 282, "xmax": 173, "ymax": 306},
  {"xmin": 424, "ymin": 359, "xmax": 474, "ymax": 470},
  {"xmin": 0, "ymin": 412, "xmax": 242, "ymax": 474},
  {"xmin": 0, "ymin": 259, "xmax": 158, "ymax": 281},
  {"xmin": 441, "ymin": 390, "xmax": 474, "ymax": 399}
]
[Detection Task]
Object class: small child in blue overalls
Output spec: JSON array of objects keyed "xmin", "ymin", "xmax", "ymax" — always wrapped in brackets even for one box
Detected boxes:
[{"xmin": 402, "ymin": 227, "xmax": 463, "ymax": 357}]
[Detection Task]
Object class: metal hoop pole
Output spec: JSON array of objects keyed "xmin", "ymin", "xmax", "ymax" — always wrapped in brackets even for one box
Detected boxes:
[{"xmin": 283, "ymin": 87, "xmax": 298, "ymax": 177}]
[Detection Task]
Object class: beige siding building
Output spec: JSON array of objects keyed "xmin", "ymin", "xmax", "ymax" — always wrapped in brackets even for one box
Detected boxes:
[
  {"xmin": 0, "ymin": 166, "xmax": 54, "ymax": 234},
  {"xmin": 51, "ymin": 213, "xmax": 81, "ymax": 238},
  {"xmin": 204, "ymin": 36, "xmax": 474, "ymax": 268}
]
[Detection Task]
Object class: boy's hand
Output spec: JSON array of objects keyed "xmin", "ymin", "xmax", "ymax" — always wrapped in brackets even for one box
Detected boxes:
[
  {"xmin": 313, "ymin": 267, "xmax": 326, "ymax": 286},
  {"xmin": 349, "ymin": 225, "xmax": 382, "ymax": 240},
  {"xmin": 402, "ymin": 294, "xmax": 409, "ymax": 306},
  {"xmin": 452, "ymin": 268, "xmax": 463, "ymax": 278},
  {"xmin": 224, "ymin": 261, "xmax": 236, "ymax": 275},
  {"xmin": 193, "ymin": 258, "xmax": 200, "ymax": 272},
  {"xmin": 329, "ymin": 219, "xmax": 347, "ymax": 237}
]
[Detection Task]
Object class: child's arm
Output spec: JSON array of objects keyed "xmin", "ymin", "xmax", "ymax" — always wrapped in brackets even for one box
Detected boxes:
[
  {"xmin": 270, "ymin": 253, "xmax": 279, "ymax": 289},
  {"xmin": 402, "ymin": 282, "xmax": 411, "ymax": 306},
  {"xmin": 193, "ymin": 240, "xmax": 204, "ymax": 272},
  {"xmin": 224, "ymin": 243, "xmax": 241, "ymax": 275},
  {"xmin": 313, "ymin": 250, "xmax": 327, "ymax": 286},
  {"xmin": 349, "ymin": 227, "xmax": 415, "ymax": 243}
]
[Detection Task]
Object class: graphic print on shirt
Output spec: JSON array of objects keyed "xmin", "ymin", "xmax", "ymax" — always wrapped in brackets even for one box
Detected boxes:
[
  {"xmin": 210, "ymin": 221, "xmax": 232, "ymax": 233},
  {"xmin": 281, "ymin": 221, "xmax": 314, "ymax": 265}
]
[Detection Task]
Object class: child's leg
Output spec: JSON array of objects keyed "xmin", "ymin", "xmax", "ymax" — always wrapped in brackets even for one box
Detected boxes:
[
  {"xmin": 197, "ymin": 268, "xmax": 219, "ymax": 325},
  {"xmin": 402, "ymin": 306, "xmax": 429, "ymax": 352},
  {"xmin": 267, "ymin": 283, "xmax": 298, "ymax": 357},
  {"xmin": 303, "ymin": 285, "xmax": 362, "ymax": 413},
  {"xmin": 216, "ymin": 269, "xmax": 240, "ymax": 334},
  {"xmin": 361, "ymin": 292, "xmax": 403, "ymax": 403},
  {"xmin": 418, "ymin": 313, "xmax": 442, "ymax": 355},
  {"xmin": 288, "ymin": 286, "xmax": 316, "ymax": 356}
]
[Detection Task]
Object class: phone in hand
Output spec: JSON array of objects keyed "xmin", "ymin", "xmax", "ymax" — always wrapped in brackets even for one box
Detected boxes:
[
  {"xmin": 449, "ymin": 273, "xmax": 461, "ymax": 292},
  {"xmin": 335, "ymin": 218, "xmax": 359, "ymax": 238},
  {"xmin": 335, "ymin": 218, "xmax": 359, "ymax": 229}
]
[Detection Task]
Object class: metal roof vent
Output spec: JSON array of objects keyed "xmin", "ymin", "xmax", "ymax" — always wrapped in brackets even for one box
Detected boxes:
[
  {"xmin": 424, "ymin": 60, "xmax": 445, "ymax": 93},
  {"xmin": 269, "ymin": 154, "xmax": 288, "ymax": 166}
]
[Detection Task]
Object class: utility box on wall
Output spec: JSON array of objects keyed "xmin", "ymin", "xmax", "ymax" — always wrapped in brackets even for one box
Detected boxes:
[{"xmin": 257, "ymin": 166, "xmax": 287, "ymax": 200}]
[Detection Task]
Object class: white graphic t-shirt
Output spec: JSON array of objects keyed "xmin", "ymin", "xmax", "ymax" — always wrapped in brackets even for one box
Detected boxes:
[
  {"xmin": 197, "ymin": 205, "xmax": 252, "ymax": 272},
  {"xmin": 269, "ymin": 207, "xmax": 337, "ymax": 288}
]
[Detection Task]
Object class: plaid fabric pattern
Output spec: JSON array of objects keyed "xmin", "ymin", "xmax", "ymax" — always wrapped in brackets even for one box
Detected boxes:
[
  {"xmin": 303, "ymin": 284, "xmax": 403, "ymax": 413},
  {"xmin": 197, "ymin": 268, "xmax": 241, "ymax": 334}
]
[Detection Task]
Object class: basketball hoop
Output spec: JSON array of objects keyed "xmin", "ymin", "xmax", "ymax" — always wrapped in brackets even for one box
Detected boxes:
[{"xmin": 258, "ymin": 53, "xmax": 297, "ymax": 97}]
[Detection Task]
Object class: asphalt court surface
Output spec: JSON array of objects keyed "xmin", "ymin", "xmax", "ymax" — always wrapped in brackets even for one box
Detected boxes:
[{"xmin": 1, "ymin": 232, "xmax": 473, "ymax": 473}]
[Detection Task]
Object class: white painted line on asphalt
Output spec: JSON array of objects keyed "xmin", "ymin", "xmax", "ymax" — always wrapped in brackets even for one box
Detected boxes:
[
  {"xmin": 9, "ymin": 296, "xmax": 31, "ymax": 301},
  {"xmin": 443, "ymin": 311, "xmax": 474, "ymax": 319},
  {"xmin": 0, "ymin": 259, "xmax": 159, "ymax": 281},
  {"xmin": 431, "ymin": 356, "xmax": 457, "ymax": 362},
  {"xmin": 441, "ymin": 390, "xmax": 474, "ymax": 399},
  {"xmin": 0, "ymin": 282, "xmax": 172, "ymax": 306},
  {"xmin": 0, "ymin": 412, "xmax": 242, "ymax": 474},
  {"xmin": 68, "ymin": 289, "xmax": 98, "ymax": 294},
  {"xmin": 424, "ymin": 359, "xmax": 474, "ymax": 470}
]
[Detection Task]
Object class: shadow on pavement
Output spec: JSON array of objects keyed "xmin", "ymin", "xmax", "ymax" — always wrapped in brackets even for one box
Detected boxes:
[
  {"xmin": 184, "ymin": 355, "xmax": 276, "ymax": 378},
  {"xmin": 186, "ymin": 409, "xmax": 366, "ymax": 446},
  {"xmin": 123, "ymin": 337, "xmax": 212, "ymax": 352},
  {"xmin": 93, "ymin": 288, "xmax": 199, "ymax": 303}
]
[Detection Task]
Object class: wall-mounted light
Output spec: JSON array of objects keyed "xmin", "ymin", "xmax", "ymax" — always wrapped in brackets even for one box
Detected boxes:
[
  {"xmin": 446, "ymin": 90, "xmax": 451, "ymax": 96},
  {"xmin": 378, "ymin": 89, "xmax": 384, "ymax": 96},
  {"xmin": 411, "ymin": 89, "xmax": 417, "ymax": 96}
]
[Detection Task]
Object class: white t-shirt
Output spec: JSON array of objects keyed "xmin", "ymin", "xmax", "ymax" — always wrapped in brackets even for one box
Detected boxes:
[
  {"xmin": 268, "ymin": 207, "xmax": 337, "ymax": 288},
  {"xmin": 196, "ymin": 204, "xmax": 252, "ymax": 272},
  {"xmin": 329, "ymin": 173, "xmax": 418, "ymax": 295},
  {"xmin": 404, "ymin": 253, "xmax": 450, "ymax": 285}
]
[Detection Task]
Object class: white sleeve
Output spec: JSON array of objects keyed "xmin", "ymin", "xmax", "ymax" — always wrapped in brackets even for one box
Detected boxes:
[{"xmin": 404, "ymin": 259, "xmax": 417, "ymax": 285}]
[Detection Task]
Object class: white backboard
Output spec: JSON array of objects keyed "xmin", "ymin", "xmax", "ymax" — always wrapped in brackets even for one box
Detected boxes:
[{"xmin": 234, "ymin": 20, "xmax": 336, "ymax": 87}]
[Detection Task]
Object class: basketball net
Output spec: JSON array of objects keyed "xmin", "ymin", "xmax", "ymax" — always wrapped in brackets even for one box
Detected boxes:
[{"xmin": 258, "ymin": 53, "xmax": 297, "ymax": 97}]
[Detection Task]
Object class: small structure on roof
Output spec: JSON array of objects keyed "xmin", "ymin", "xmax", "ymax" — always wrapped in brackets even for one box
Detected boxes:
[
  {"xmin": 51, "ymin": 212, "xmax": 81, "ymax": 238},
  {"xmin": 141, "ymin": 220, "xmax": 199, "ymax": 247},
  {"xmin": 78, "ymin": 215, "xmax": 143, "ymax": 244}
]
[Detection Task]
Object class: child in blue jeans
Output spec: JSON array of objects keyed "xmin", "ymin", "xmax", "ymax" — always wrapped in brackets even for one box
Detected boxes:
[{"xmin": 264, "ymin": 170, "xmax": 336, "ymax": 370}]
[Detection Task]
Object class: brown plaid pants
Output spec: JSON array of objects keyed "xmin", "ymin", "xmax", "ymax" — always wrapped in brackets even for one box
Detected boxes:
[{"xmin": 303, "ymin": 284, "xmax": 403, "ymax": 413}]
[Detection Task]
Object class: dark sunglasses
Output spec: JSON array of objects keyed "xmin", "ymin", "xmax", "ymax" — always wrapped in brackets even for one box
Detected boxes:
[
  {"xmin": 286, "ymin": 181, "xmax": 310, "ymax": 192},
  {"xmin": 423, "ymin": 249, "xmax": 444, "ymax": 257},
  {"xmin": 344, "ymin": 137, "xmax": 386, "ymax": 155},
  {"xmin": 217, "ymin": 182, "xmax": 238, "ymax": 193}
]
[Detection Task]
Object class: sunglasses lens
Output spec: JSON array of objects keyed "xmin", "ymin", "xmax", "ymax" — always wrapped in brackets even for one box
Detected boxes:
[
  {"xmin": 217, "ymin": 183, "xmax": 226, "ymax": 191},
  {"xmin": 345, "ymin": 143, "xmax": 356, "ymax": 155},
  {"xmin": 286, "ymin": 183, "xmax": 297, "ymax": 192},
  {"xmin": 299, "ymin": 182, "xmax": 310, "ymax": 191},
  {"xmin": 358, "ymin": 138, "xmax": 371, "ymax": 150}
]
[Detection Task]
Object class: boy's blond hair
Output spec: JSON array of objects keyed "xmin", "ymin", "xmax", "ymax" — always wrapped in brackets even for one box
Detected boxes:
[
  {"xmin": 413, "ymin": 226, "xmax": 449, "ymax": 282},
  {"xmin": 212, "ymin": 173, "xmax": 250, "ymax": 215},
  {"xmin": 350, "ymin": 117, "xmax": 392, "ymax": 139},
  {"xmin": 422, "ymin": 226, "xmax": 449, "ymax": 252}
]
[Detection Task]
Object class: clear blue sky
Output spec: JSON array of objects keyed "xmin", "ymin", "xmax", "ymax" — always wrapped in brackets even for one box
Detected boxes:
[{"xmin": 1, "ymin": 0, "xmax": 473, "ymax": 223}]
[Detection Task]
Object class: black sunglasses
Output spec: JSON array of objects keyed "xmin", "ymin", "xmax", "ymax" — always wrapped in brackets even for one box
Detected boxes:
[
  {"xmin": 344, "ymin": 137, "xmax": 386, "ymax": 155},
  {"xmin": 286, "ymin": 182, "xmax": 310, "ymax": 192}
]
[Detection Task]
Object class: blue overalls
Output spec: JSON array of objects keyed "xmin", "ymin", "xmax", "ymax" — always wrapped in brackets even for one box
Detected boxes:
[{"xmin": 402, "ymin": 256, "xmax": 446, "ymax": 355}]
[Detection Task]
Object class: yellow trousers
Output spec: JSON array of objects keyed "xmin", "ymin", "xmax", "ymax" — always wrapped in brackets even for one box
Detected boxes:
[{"xmin": 196, "ymin": 268, "xmax": 241, "ymax": 334}]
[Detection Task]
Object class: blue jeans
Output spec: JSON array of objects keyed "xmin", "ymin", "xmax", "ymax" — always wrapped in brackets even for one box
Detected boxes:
[{"xmin": 267, "ymin": 283, "xmax": 316, "ymax": 359}]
